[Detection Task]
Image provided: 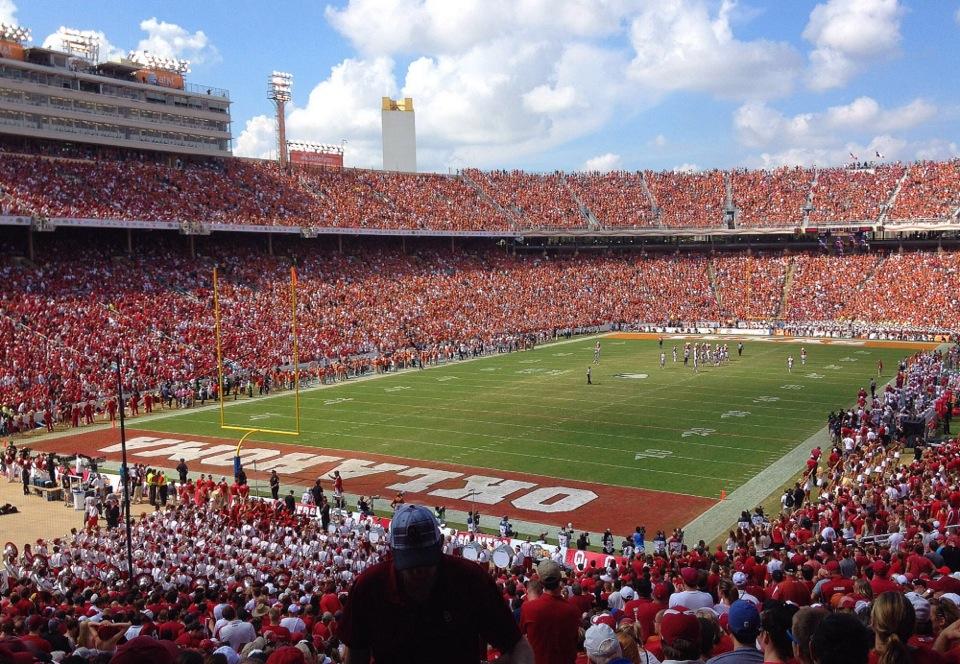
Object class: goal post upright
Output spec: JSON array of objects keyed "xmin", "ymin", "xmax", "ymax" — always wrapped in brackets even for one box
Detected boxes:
[{"xmin": 211, "ymin": 266, "xmax": 301, "ymax": 473}]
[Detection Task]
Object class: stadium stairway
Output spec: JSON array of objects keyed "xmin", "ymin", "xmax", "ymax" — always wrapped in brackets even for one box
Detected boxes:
[
  {"xmin": 460, "ymin": 170, "xmax": 523, "ymax": 230},
  {"xmin": 879, "ymin": 165, "xmax": 912, "ymax": 225},
  {"xmin": 775, "ymin": 257, "xmax": 796, "ymax": 319},
  {"xmin": 802, "ymin": 168, "xmax": 819, "ymax": 229},
  {"xmin": 564, "ymin": 178, "xmax": 600, "ymax": 230},
  {"xmin": 640, "ymin": 172, "xmax": 663, "ymax": 227},
  {"xmin": 706, "ymin": 260, "xmax": 722, "ymax": 314}
]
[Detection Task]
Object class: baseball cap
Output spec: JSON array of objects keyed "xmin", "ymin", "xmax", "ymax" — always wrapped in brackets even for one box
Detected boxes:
[
  {"xmin": 732, "ymin": 571, "xmax": 748, "ymax": 587},
  {"xmin": 941, "ymin": 593, "xmax": 960, "ymax": 607},
  {"xmin": 660, "ymin": 608, "xmax": 701, "ymax": 646},
  {"xmin": 584, "ymin": 623, "xmax": 621, "ymax": 659},
  {"xmin": 680, "ymin": 567, "xmax": 699, "ymax": 586},
  {"xmin": 536, "ymin": 559, "xmax": 562, "ymax": 587},
  {"xmin": 591, "ymin": 613, "xmax": 617, "ymax": 629},
  {"xmin": 389, "ymin": 504, "xmax": 442, "ymax": 571},
  {"xmin": 265, "ymin": 646, "xmax": 307, "ymax": 664},
  {"xmin": 110, "ymin": 635, "xmax": 180, "ymax": 664},
  {"xmin": 727, "ymin": 599, "xmax": 761, "ymax": 637},
  {"xmin": 620, "ymin": 585, "xmax": 636, "ymax": 600},
  {"xmin": 905, "ymin": 592, "xmax": 931, "ymax": 622}
]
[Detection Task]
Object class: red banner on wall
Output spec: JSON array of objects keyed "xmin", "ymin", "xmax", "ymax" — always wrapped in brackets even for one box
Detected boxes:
[{"xmin": 290, "ymin": 150, "xmax": 343, "ymax": 169}]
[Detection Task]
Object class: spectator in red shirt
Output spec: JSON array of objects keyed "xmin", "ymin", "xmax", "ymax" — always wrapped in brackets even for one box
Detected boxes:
[{"xmin": 519, "ymin": 559, "xmax": 580, "ymax": 664}]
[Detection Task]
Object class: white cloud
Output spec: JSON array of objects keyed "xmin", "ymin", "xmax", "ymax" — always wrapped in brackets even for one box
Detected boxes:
[
  {"xmin": 913, "ymin": 139, "xmax": 960, "ymax": 161},
  {"xmin": 734, "ymin": 97, "xmax": 936, "ymax": 150},
  {"xmin": 733, "ymin": 96, "xmax": 945, "ymax": 167},
  {"xmin": 803, "ymin": 0, "xmax": 903, "ymax": 90},
  {"xmin": 627, "ymin": 0, "xmax": 802, "ymax": 100},
  {"xmin": 673, "ymin": 163, "xmax": 700, "ymax": 173},
  {"xmin": 0, "ymin": 0, "xmax": 17, "ymax": 26},
  {"xmin": 581, "ymin": 153, "xmax": 622, "ymax": 172},
  {"xmin": 135, "ymin": 18, "xmax": 220, "ymax": 65},
  {"xmin": 325, "ymin": 0, "xmax": 629, "ymax": 57},
  {"xmin": 233, "ymin": 115, "xmax": 276, "ymax": 160},
  {"xmin": 752, "ymin": 135, "xmax": 906, "ymax": 169},
  {"xmin": 42, "ymin": 28, "xmax": 125, "ymax": 63},
  {"xmin": 523, "ymin": 84, "xmax": 578, "ymax": 114},
  {"xmin": 956, "ymin": 7, "xmax": 960, "ymax": 25},
  {"xmin": 651, "ymin": 134, "xmax": 668, "ymax": 148}
]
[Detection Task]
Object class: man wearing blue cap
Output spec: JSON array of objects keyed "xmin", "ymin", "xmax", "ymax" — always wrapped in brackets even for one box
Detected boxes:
[
  {"xmin": 706, "ymin": 600, "xmax": 763, "ymax": 664},
  {"xmin": 339, "ymin": 504, "xmax": 534, "ymax": 664}
]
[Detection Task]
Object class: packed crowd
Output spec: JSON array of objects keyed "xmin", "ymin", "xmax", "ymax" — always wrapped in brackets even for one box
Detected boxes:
[
  {"xmin": 297, "ymin": 169, "xmax": 511, "ymax": 231},
  {"xmin": 890, "ymin": 162, "xmax": 960, "ymax": 221},
  {"xmin": 783, "ymin": 254, "xmax": 884, "ymax": 322},
  {"xmin": 731, "ymin": 167, "xmax": 812, "ymax": 227},
  {"xmin": 566, "ymin": 172, "xmax": 657, "ymax": 228},
  {"xmin": 842, "ymin": 251, "xmax": 960, "ymax": 331},
  {"xmin": 0, "ymin": 487, "xmax": 369, "ymax": 663},
  {"xmin": 464, "ymin": 170, "xmax": 585, "ymax": 229},
  {"xmin": 711, "ymin": 255, "xmax": 788, "ymax": 321},
  {"xmin": 809, "ymin": 165, "xmax": 906, "ymax": 224},
  {"xmin": 4, "ymin": 148, "xmax": 957, "ymax": 232},
  {"xmin": 3, "ymin": 241, "xmax": 959, "ymax": 436},
  {"xmin": 645, "ymin": 170, "xmax": 727, "ymax": 229},
  {"xmin": 0, "ymin": 154, "xmax": 320, "ymax": 226}
]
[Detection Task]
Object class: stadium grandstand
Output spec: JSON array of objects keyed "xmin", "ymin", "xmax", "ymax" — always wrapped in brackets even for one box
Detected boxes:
[{"xmin": 2, "ymin": 12, "xmax": 960, "ymax": 664}]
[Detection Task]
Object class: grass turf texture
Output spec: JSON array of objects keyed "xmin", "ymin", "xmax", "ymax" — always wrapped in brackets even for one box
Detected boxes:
[{"xmin": 135, "ymin": 339, "xmax": 907, "ymax": 500}]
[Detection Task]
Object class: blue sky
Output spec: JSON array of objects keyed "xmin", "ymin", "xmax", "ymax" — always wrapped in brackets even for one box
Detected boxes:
[{"xmin": 7, "ymin": 0, "xmax": 960, "ymax": 172}]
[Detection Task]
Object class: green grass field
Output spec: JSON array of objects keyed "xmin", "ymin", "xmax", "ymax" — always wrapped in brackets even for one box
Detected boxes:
[{"xmin": 136, "ymin": 336, "xmax": 909, "ymax": 499}]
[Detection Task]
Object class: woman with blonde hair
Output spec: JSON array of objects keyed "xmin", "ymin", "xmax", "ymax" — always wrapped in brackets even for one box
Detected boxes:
[
  {"xmin": 870, "ymin": 591, "xmax": 942, "ymax": 664},
  {"xmin": 616, "ymin": 620, "xmax": 660, "ymax": 664}
]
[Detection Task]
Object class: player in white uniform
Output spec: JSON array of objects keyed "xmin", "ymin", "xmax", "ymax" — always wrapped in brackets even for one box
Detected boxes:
[
  {"xmin": 594, "ymin": 341, "xmax": 601, "ymax": 364},
  {"xmin": 800, "ymin": 347, "xmax": 807, "ymax": 365},
  {"xmin": 660, "ymin": 351, "xmax": 666, "ymax": 368},
  {"xmin": 672, "ymin": 346, "xmax": 678, "ymax": 363},
  {"xmin": 787, "ymin": 355, "xmax": 794, "ymax": 372}
]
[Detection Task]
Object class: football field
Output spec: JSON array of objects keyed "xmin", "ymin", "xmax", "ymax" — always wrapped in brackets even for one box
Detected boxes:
[{"xmin": 133, "ymin": 334, "xmax": 911, "ymax": 502}]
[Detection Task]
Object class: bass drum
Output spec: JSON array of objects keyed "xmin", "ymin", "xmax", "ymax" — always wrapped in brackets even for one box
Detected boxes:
[
  {"xmin": 461, "ymin": 543, "xmax": 483, "ymax": 562},
  {"xmin": 491, "ymin": 545, "xmax": 512, "ymax": 569}
]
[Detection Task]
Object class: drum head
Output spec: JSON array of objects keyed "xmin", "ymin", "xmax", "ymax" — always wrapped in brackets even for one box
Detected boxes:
[
  {"xmin": 462, "ymin": 543, "xmax": 481, "ymax": 562},
  {"xmin": 492, "ymin": 545, "xmax": 512, "ymax": 569}
]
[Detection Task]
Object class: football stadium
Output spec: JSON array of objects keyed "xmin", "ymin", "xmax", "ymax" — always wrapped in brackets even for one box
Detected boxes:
[{"xmin": 1, "ymin": 4, "xmax": 960, "ymax": 664}]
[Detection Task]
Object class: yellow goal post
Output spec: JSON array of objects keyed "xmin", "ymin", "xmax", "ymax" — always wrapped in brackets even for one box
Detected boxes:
[{"xmin": 211, "ymin": 266, "xmax": 301, "ymax": 472}]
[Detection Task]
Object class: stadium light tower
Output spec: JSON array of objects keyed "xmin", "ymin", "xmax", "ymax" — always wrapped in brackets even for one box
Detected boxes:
[
  {"xmin": 268, "ymin": 71, "xmax": 293, "ymax": 168},
  {"xmin": 61, "ymin": 30, "xmax": 100, "ymax": 63},
  {"xmin": 0, "ymin": 23, "xmax": 32, "ymax": 43},
  {"xmin": 128, "ymin": 50, "xmax": 191, "ymax": 74}
]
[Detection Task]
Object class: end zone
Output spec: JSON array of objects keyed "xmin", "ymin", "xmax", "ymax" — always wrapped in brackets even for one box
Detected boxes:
[{"xmin": 29, "ymin": 428, "xmax": 715, "ymax": 535}]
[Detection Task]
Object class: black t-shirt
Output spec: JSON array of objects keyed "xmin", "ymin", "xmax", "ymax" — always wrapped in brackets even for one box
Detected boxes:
[{"xmin": 339, "ymin": 555, "xmax": 521, "ymax": 664}]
